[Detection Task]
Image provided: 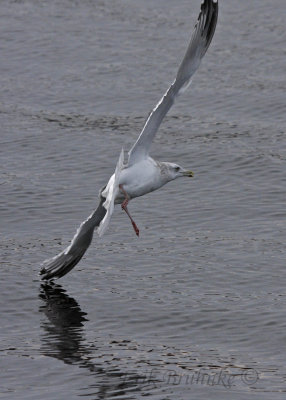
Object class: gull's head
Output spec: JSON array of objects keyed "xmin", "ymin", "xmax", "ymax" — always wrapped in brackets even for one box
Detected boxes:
[{"xmin": 161, "ymin": 162, "xmax": 194, "ymax": 181}]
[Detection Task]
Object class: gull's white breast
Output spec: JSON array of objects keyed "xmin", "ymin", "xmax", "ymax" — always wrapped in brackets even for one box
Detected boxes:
[{"xmin": 115, "ymin": 158, "xmax": 164, "ymax": 202}]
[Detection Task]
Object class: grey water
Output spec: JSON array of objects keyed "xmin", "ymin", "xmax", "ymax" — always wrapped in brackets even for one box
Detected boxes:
[{"xmin": 1, "ymin": 0, "xmax": 286, "ymax": 398}]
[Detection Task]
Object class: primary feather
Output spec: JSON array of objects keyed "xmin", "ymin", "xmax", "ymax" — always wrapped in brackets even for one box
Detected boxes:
[{"xmin": 128, "ymin": 0, "xmax": 218, "ymax": 166}]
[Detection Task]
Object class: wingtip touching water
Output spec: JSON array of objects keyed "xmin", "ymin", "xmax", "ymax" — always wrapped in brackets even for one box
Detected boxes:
[{"xmin": 40, "ymin": 198, "xmax": 106, "ymax": 280}]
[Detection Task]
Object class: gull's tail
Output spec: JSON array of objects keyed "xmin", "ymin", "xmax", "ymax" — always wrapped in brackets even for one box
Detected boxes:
[
  {"xmin": 97, "ymin": 148, "xmax": 124, "ymax": 237},
  {"xmin": 40, "ymin": 197, "xmax": 106, "ymax": 280}
]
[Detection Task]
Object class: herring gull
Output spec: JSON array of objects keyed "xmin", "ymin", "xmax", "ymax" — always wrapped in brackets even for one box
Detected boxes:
[{"xmin": 40, "ymin": 0, "xmax": 218, "ymax": 280}]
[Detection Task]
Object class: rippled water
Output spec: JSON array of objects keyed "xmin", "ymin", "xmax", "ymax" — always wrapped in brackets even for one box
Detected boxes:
[{"xmin": 1, "ymin": 0, "xmax": 286, "ymax": 398}]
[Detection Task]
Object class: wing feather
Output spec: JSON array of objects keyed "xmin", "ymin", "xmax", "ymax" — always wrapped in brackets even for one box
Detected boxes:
[
  {"xmin": 40, "ymin": 198, "xmax": 106, "ymax": 280},
  {"xmin": 128, "ymin": 0, "xmax": 218, "ymax": 166}
]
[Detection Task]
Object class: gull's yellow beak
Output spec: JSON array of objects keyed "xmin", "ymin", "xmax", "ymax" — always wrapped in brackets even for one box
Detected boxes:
[{"xmin": 182, "ymin": 170, "xmax": 194, "ymax": 178}]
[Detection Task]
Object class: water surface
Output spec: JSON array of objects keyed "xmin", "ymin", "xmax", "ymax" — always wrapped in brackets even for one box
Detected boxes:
[{"xmin": 1, "ymin": 0, "xmax": 286, "ymax": 398}]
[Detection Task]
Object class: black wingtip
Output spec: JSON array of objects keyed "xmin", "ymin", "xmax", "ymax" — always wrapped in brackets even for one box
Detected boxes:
[
  {"xmin": 199, "ymin": 0, "xmax": 218, "ymax": 53},
  {"xmin": 40, "ymin": 250, "xmax": 86, "ymax": 280},
  {"xmin": 40, "ymin": 198, "xmax": 107, "ymax": 280},
  {"xmin": 200, "ymin": 0, "xmax": 218, "ymax": 10}
]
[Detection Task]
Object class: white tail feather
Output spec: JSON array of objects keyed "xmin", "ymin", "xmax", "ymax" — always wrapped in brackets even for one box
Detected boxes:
[{"xmin": 97, "ymin": 148, "xmax": 125, "ymax": 237}]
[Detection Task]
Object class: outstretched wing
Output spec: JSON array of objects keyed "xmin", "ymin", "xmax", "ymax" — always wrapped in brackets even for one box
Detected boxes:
[
  {"xmin": 128, "ymin": 0, "xmax": 218, "ymax": 166},
  {"xmin": 40, "ymin": 148, "xmax": 124, "ymax": 280},
  {"xmin": 40, "ymin": 198, "xmax": 106, "ymax": 280}
]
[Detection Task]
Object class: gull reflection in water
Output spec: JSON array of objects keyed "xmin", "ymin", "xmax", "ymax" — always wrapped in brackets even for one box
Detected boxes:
[{"xmin": 39, "ymin": 283, "xmax": 148, "ymax": 398}]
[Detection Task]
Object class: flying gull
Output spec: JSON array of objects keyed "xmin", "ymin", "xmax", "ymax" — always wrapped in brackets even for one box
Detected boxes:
[{"xmin": 40, "ymin": 0, "xmax": 218, "ymax": 280}]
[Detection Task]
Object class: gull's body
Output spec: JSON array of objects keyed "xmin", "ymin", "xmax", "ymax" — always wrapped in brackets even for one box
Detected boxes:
[
  {"xmin": 109, "ymin": 159, "xmax": 159, "ymax": 201},
  {"xmin": 114, "ymin": 159, "xmax": 185, "ymax": 203},
  {"xmin": 40, "ymin": 0, "xmax": 218, "ymax": 280},
  {"xmin": 117, "ymin": 159, "xmax": 166, "ymax": 201}
]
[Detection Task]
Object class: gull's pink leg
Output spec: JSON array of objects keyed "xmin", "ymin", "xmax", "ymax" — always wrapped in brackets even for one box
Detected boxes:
[{"xmin": 119, "ymin": 184, "xmax": 139, "ymax": 237}]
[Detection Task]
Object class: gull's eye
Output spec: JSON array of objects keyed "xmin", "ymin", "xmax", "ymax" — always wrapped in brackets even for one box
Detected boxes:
[{"xmin": 174, "ymin": 166, "xmax": 180, "ymax": 172}]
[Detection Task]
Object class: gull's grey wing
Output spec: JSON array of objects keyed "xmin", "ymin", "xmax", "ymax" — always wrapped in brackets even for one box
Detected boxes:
[
  {"xmin": 40, "ymin": 197, "xmax": 106, "ymax": 280},
  {"xmin": 128, "ymin": 0, "xmax": 218, "ymax": 166}
]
